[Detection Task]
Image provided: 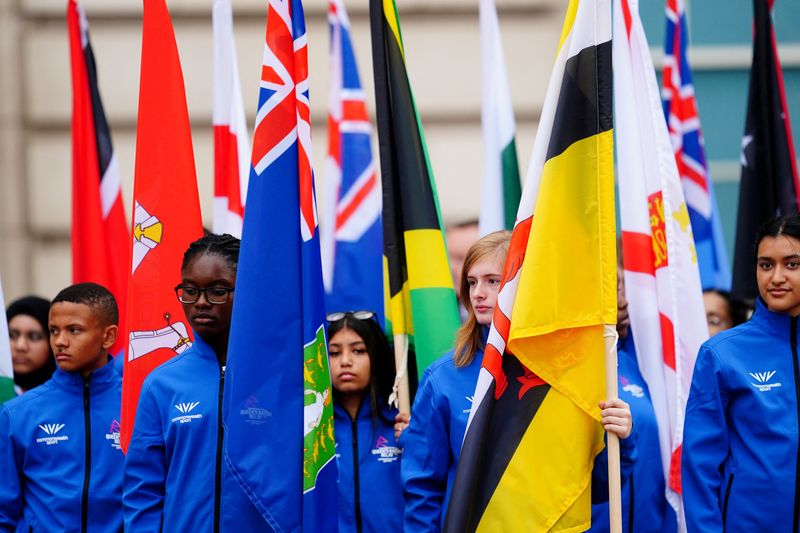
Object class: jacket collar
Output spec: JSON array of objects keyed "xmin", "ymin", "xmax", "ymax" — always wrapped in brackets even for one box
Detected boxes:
[
  {"xmin": 334, "ymin": 394, "xmax": 395, "ymax": 422},
  {"xmin": 751, "ymin": 298, "xmax": 798, "ymax": 340},
  {"xmin": 189, "ymin": 332, "xmax": 221, "ymax": 364},
  {"xmin": 51, "ymin": 356, "xmax": 118, "ymax": 394}
]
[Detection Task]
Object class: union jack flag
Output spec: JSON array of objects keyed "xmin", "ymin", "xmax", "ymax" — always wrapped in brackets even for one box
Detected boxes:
[
  {"xmin": 662, "ymin": 0, "xmax": 731, "ymax": 290},
  {"xmin": 320, "ymin": 0, "xmax": 383, "ymax": 319}
]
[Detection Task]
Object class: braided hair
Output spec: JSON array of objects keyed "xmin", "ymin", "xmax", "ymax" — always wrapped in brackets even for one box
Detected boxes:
[{"xmin": 181, "ymin": 233, "xmax": 241, "ymax": 273}]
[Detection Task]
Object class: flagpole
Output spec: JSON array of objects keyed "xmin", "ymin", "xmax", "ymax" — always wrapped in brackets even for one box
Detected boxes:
[
  {"xmin": 392, "ymin": 334, "xmax": 411, "ymax": 414},
  {"xmin": 604, "ymin": 324, "xmax": 622, "ymax": 533}
]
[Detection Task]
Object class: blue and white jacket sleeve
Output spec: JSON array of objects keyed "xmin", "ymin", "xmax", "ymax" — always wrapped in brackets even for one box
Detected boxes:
[
  {"xmin": 591, "ymin": 424, "xmax": 638, "ymax": 504},
  {"xmin": 401, "ymin": 372, "xmax": 451, "ymax": 532},
  {"xmin": 0, "ymin": 407, "xmax": 22, "ymax": 531},
  {"xmin": 682, "ymin": 345, "xmax": 728, "ymax": 533},
  {"xmin": 123, "ymin": 380, "xmax": 167, "ymax": 531}
]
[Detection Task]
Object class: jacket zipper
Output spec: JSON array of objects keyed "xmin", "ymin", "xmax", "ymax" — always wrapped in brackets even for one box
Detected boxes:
[
  {"xmin": 722, "ymin": 472, "xmax": 734, "ymax": 530},
  {"xmin": 350, "ymin": 417, "xmax": 363, "ymax": 533},
  {"xmin": 627, "ymin": 472, "xmax": 634, "ymax": 533},
  {"xmin": 792, "ymin": 317, "xmax": 799, "ymax": 533},
  {"xmin": 214, "ymin": 366, "xmax": 225, "ymax": 533},
  {"xmin": 81, "ymin": 377, "xmax": 91, "ymax": 533}
]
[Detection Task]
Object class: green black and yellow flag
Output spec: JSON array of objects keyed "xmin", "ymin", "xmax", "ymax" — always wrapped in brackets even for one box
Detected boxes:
[
  {"xmin": 445, "ymin": 0, "xmax": 615, "ymax": 530},
  {"xmin": 369, "ymin": 0, "xmax": 460, "ymax": 380}
]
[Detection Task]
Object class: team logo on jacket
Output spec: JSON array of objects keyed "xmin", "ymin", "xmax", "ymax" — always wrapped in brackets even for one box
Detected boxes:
[
  {"xmin": 371, "ymin": 435, "xmax": 402, "ymax": 464},
  {"xmin": 106, "ymin": 419, "xmax": 122, "ymax": 450},
  {"xmin": 37, "ymin": 423, "xmax": 68, "ymax": 445},
  {"xmin": 620, "ymin": 375, "xmax": 644, "ymax": 398},
  {"xmin": 172, "ymin": 401, "xmax": 203, "ymax": 424},
  {"xmin": 463, "ymin": 396, "xmax": 475, "ymax": 414},
  {"xmin": 749, "ymin": 371, "xmax": 781, "ymax": 392}
]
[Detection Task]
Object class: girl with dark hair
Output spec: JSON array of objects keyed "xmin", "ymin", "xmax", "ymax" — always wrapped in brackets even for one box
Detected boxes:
[
  {"xmin": 327, "ymin": 311, "xmax": 403, "ymax": 533},
  {"xmin": 6, "ymin": 296, "xmax": 55, "ymax": 394},
  {"xmin": 124, "ymin": 233, "xmax": 240, "ymax": 532},
  {"xmin": 684, "ymin": 214, "xmax": 800, "ymax": 531}
]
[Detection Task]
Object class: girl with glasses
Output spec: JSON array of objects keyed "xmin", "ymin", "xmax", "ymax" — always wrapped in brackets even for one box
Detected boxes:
[
  {"xmin": 6, "ymin": 296, "xmax": 55, "ymax": 395},
  {"xmin": 327, "ymin": 311, "xmax": 403, "ymax": 533},
  {"xmin": 124, "ymin": 233, "xmax": 239, "ymax": 532},
  {"xmin": 684, "ymin": 214, "xmax": 800, "ymax": 531}
]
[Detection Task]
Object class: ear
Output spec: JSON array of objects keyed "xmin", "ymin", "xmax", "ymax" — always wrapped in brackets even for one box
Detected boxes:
[{"xmin": 102, "ymin": 324, "xmax": 119, "ymax": 351}]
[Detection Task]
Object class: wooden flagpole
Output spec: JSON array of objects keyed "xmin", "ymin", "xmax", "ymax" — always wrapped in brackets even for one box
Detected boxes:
[
  {"xmin": 605, "ymin": 324, "xmax": 622, "ymax": 533},
  {"xmin": 392, "ymin": 333, "xmax": 411, "ymax": 414}
]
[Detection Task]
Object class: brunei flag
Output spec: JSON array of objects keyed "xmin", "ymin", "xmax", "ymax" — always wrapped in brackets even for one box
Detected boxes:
[
  {"xmin": 445, "ymin": 0, "xmax": 615, "ymax": 531},
  {"xmin": 369, "ymin": 0, "xmax": 460, "ymax": 381}
]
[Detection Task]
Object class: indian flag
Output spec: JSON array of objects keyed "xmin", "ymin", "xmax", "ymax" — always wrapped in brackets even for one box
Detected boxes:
[
  {"xmin": 0, "ymin": 276, "xmax": 15, "ymax": 404},
  {"xmin": 478, "ymin": 0, "xmax": 521, "ymax": 236}
]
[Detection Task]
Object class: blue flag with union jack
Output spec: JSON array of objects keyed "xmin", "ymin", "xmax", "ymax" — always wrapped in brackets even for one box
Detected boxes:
[
  {"xmin": 222, "ymin": 0, "xmax": 337, "ymax": 529},
  {"xmin": 320, "ymin": 0, "xmax": 383, "ymax": 321},
  {"xmin": 662, "ymin": 0, "xmax": 731, "ymax": 290}
]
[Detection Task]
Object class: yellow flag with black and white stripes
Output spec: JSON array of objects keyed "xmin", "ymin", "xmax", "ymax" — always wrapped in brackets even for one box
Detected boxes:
[
  {"xmin": 445, "ymin": 0, "xmax": 616, "ymax": 531},
  {"xmin": 369, "ymin": 0, "xmax": 460, "ymax": 380}
]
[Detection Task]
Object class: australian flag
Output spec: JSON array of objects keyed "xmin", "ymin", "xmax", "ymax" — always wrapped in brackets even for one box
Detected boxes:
[
  {"xmin": 320, "ymin": 0, "xmax": 383, "ymax": 322},
  {"xmin": 222, "ymin": 0, "xmax": 337, "ymax": 530},
  {"xmin": 662, "ymin": 0, "xmax": 731, "ymax": 291}
]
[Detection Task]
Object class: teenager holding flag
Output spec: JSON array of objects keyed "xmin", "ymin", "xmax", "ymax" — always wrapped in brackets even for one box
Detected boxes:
[{"xmin": 684, "ymin": 214, "xmax": 800, "ymax": 531}]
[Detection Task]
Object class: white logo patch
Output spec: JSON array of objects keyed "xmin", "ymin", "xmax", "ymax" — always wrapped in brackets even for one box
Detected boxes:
[
  {"xmin": 463, "ymin": 396, "xmax": 474, "ymax": 414},
  {"xmin": 749, "ymin": 371, "xmax": 782, "ymax": 392},
  {"xmin": 622, "ymin": 383, "xmax": 645, "ymax": 398},
  {"xmin": 37, "ymin": 423, "xmax": 68, "ymax": 445},
  {"xmin": 172, "ymin": 402, "xmax": 203, "ymax": 424}
]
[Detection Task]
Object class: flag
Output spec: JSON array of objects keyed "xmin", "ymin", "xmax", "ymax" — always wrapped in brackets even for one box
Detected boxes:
[
  {"xmin": 445, "ymin": 1, "xmax": 615, "ymax": 530},
  {"xmin": 68, "ymin": 0, "xmax": 130, "ymax": 355},
  {"xmin": 212, "ymin": 0, "xmax": 250, "ymax": 238},
  {"xmin": 120, "ymin": 0, "xmax": 203, "ymax": 452},
  {"xmin": 731, "ymin": 0, "xmax": 800, "ymax": 301},
  {"xmin": 320, "ymin": 0, "xmax": 383, "ymax": 320},
  {"xmin": 662, "ymin": 0, "xmax": 731, "ymax": 291},
  {"xmin": 478, "ymin": 0, "xmax": 521, "ymax": 237},
  {"xmin": 615, "ymin": 0, "xmax": 708, "ymax": 527},
  {"xmin": 0, "ymin": 277, "xmax": 14, "ymax": 404},
  {"xmin": 221, "ymin": 0, "xmax": 337, "ymax": 530},
  {"xmin": 370, "ymin": 0, "xmax": 460, "ymax": 378}
]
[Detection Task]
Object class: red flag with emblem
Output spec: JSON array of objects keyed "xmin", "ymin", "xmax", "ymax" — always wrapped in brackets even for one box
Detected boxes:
[{"xmin": 120, "ymin": 0, "xmax": 203, "ymax": 452}]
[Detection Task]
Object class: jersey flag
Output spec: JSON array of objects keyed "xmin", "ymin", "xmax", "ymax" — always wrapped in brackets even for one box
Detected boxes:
[
  {"xmin": 370, "ymin": 0, "xmax": 460, "ymax": 380},
  {"xmin": 661, "ymin": 0, "xmax": 730, "ymax": 291},
  {"xmin": 446, "ymin": 1, "xmax": 615, "ymax": 530},
  {"xmin": 212, "ymin": 0, "xmax": 250, "ymax": 238},
  {"xmin": 68, "ymin": 0, "xmax": 130, "ymax": 355},
  {"xmin": 615, "ymin": 0, "xmax": 708, "ymax": 527},
  {"xmin": 221, "ymin": 0, "xmax": 337, "ymax": 530},
  {"xmin": 120, "ymin": 0, "xmax": 204, "ymax": 452},
  {"xmin": 320, "ymin": 0, "xmax": 383, "ymax": 321}
]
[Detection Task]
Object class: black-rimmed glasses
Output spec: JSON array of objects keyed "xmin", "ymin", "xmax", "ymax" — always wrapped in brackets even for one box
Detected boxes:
[
  {"xmin": 326, "ymin": 310, "xmax": 376, "ymax": 322},
  {"xmin": 174, "ymin": 285, "xmax": 235, "ymax": 305}
]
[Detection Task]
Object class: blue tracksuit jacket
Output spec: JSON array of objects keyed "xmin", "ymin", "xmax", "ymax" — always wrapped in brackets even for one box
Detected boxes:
[
  {"xmin": 683, "ymin": 299, "xmax": 800, "ymax": 532},
  {"xmin": 402, "ymin": 349, "xmax": 637, "ymax": 532},
  {"xmin": 334, "ymin": 398, "xmax": 403, "ymax": 532},
  {"xmin": 0, "ymin": 360, "xmax": 124, "ymax": 532},
  {"xmin": 123, "ymin": 334, "xmax": 226, "ymax": 532},
  {"xmin": 590, "ymin": 334, "xmax": 676, "ymax": 533}
]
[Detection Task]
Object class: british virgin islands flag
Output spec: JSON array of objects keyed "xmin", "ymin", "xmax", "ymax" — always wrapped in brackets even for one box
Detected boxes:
[{"xmin": 222, "ymin": 0, "xmax": 337, "ymax": 530}]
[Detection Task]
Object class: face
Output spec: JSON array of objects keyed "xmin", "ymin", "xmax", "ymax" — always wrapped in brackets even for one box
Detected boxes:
[
  {"xmin": 328, "ymin": 327, "xmax": 371, "ymax": 396},
  {"xmin": 180, "ymin": 253, "xmax": 236, "ymax": 342},
  {"xmin": 9, "ymin": 314, "xmax": 51, "ymax": 375},
  {"xmin": 757, "ymin": 235, "xmax": 800, "ymax": 316},
  {"xmin": 703, "ymin": 292, "xmax": 733, "ymax": 337},
  {"xmin": 49, "ymin": 302, "xmax": 116, "ymax": 376},
  {"xmin": 617, "ymin": 270, "xmax": 630, "ymax": 339},
  {"xmin": 468, "ymin": 252, "xmax": 504, "ymax": 326},
  {"xmin": 447, "ymin": 223, "xmax": 479, "ymax": 294}
]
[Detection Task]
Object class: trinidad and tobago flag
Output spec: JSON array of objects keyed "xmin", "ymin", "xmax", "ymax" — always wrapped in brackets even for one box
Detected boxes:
[
  {"xmin": 320, "ymin": 0, "xmax": 383, "ymax": 322},
  {"xmin": 67, "ymin": 0, "xmax": 130, "ymax": 355},
  {"xmin": 222, "ymin": 0, "xmax": 337, "ymax": 530},
  {"xmin": 731, "ymin": 0, "xmax": 800, "ymax": 302}
]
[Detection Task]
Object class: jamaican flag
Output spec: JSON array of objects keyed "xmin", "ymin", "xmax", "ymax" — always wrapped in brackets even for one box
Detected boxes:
[
  {"xmin": 445, "ymin": 0, "xmax": 615, "ymax": 530},
  {"xmin": 369, "ymin": 0, "xmax": 460, "ymax": 380}
]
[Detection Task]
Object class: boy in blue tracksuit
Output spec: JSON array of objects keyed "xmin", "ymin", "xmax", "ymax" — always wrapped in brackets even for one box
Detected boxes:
[
  {"xmin": 124, "ymin": 233, "xmax": 239, "ymax": 532},
  {"xmin": 683, "ymin": 215, "xmax": 800, "ymax": 532},
  {"xmin": 0, "ymin": 282, "xmax": 123, "ymax": 532}
]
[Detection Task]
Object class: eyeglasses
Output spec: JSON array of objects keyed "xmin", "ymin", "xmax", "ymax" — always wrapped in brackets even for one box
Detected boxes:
[
  {"xmin": 326, "ymin": 310, "xmax": 376, "ymax": 322},
  {"xmin": 174, "ymin": 285, "xmax": 235, "ymax": 305}
]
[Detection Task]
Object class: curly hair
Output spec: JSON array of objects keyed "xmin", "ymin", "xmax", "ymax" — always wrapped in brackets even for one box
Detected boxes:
[{"xmin": 181, "ymin": 233, "xmax": 241, "ymax": 272}]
